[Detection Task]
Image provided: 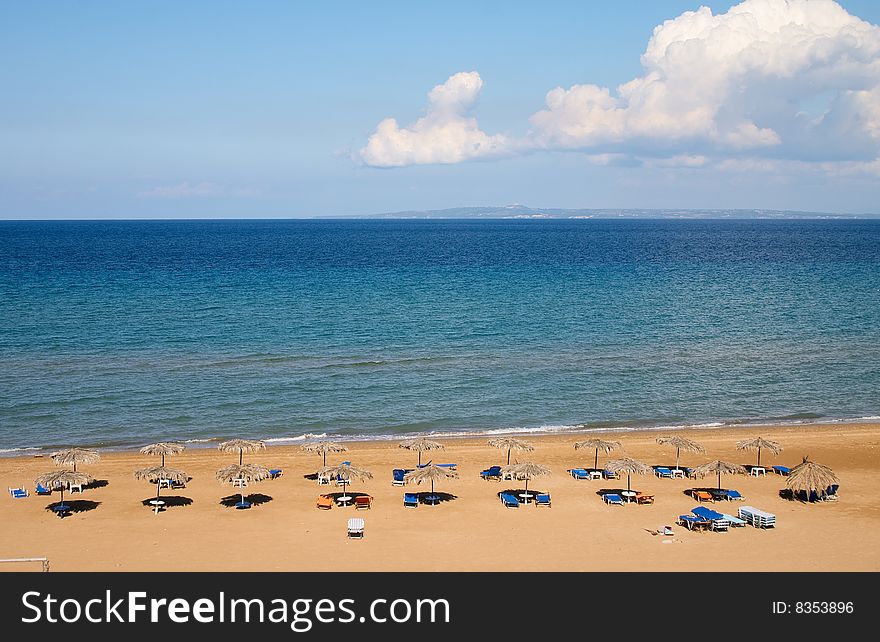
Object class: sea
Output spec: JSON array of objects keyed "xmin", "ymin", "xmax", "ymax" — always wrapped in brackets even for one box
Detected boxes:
[{"xmin": 1, "ymin": 218, "xmax": 878, "ymax": 454}]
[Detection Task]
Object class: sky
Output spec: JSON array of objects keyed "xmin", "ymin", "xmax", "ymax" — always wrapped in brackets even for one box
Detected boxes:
[{"xmin": 1, "ymin": 0, "xmax": 879, "ymax": 219}]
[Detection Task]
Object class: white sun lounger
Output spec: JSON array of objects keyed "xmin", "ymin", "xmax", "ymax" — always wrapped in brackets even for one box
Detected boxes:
[
  {"xmin": 738, "ymin": 505, "xmax": 776, "ymax": 528},
  {"xmin": 347, "ymin": 517, "xmax": 365, "ymax": 539}
]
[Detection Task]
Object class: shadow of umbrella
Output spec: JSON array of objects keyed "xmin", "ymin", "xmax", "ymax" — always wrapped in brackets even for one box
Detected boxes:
[
  {"xmin": 219, "ymin": 493, "xmax": 273, "ymax": 508},
  {"xmin": 141, "ymin": 495, "xmax": 193, "ymax": 509},
  {"xmin": 45, "ymin": 500, "xmax": 100, "ymax": 517},
  {"xmin": 414, "ymin": 491, "xmax": 457, "ymax": 504},
  {"xmin": 85, "ymin": 479, "xmax": 110, "ymax": 490}
]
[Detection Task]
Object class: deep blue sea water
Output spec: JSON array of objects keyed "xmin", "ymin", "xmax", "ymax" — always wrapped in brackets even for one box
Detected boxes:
[{"xmin": 1, "ymin": 219, "xmax": 879, "ymax": 453}]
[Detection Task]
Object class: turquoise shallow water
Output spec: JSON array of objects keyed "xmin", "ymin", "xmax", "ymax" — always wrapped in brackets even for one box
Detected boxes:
[{"xmin": 1, "ymin": 219, "xmax": 878, "ymax": 452}]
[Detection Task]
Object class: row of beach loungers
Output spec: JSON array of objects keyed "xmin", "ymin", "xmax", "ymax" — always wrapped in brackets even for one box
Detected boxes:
[{"xmin": 678, "ymin": 505, "xmax": 776, "ymax": 531}]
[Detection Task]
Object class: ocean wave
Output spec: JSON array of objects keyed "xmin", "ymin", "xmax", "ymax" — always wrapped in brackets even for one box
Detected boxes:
[
  {"xmin": 262, "ymin": 433, "xmax": 329, "ymax": 444},
  {"xmin": 0, "ymin": 446, "xmax": 42, "ymax": 454}
]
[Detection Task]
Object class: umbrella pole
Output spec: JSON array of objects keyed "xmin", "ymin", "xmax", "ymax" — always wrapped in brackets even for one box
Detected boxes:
[
  {"xmin": 507, "ymin": 449, "xmax": 511, "ymax": 466},
  {"xmin": 757, "ymin": 448, "xmax": 761, "ymax": 467},
  {"xmin": 418, "ymin": 451, "xmax": 422, "ymax": 466},
  {"xmin": 627, "ymin": 474, "xmax": 631, "ymax": 492},
  {"xmin": 675, "ymin": 448, "xmax": 680, "ymax": 472},
  {"xmin": 718, "ymin": 471, "xmax": 722, "ymax": 490},
  {"xmin": 594, "ymin": 449, "xmax": 599, "ymax": 470},
  {"xmin": 323, "ymin": 452, "xmax": 327, "ymax": 467},
  {"xmin": 239, "ymin": 451, "xmax": 243, "ymax": 466}
]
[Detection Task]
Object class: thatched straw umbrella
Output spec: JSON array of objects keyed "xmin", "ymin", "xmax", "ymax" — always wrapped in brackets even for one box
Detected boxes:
[
  {"xmin": 656, "ymin": 435, "xmax": 705, "ymax": 472},
  {"xmin": 399, "ymin": 438, "xmax": 444, "ymax": 466},
  {"xmin": 35, "ymin": 470, "xmax": 93, "ymax": 510},
  {"xmin": 692, "ymin": 459, "xmax": 747, "ymax": 490},
  {"xmin": 51, "ymin": 447, "xmax": 100, "ymax": 473},
  {"xmin": 786, "ymin": 456, "xmax": 839, "ymax": 500},
  {"xmin": 736, "ymin": 436, "xmax": 782, "ymax": 467},
  {"xmin": 574, "ymin": 438, "xmax": 621, "ymax": 470},
  {"xmin": 218, "ymin": 438, "xmax": 266, "ymax": 465},
  {"xmin": 140, "ymin": 442, "xmax": 185, "ymax": 467},
  {"xmin": 488, "ymin": 437, "xmax": 534, "ymax": 466},
  {"xmin": 316, "ymin": 463, "xmax": 373, "ymax": 501},
  {"xmin": 501, "ymin": 461, "xmax": 550, "ymax": 500},
  {"xmin": 403, "ymin": 463, "xmax": 458, "ymax": 504},
  {"xmin": 216, "ymin": 463, "xmax": 271, "ymax": 508},
  {"xmin": 302, "ymin": 440, "xmax": 349, "ymax": 468},
  {"xmin": 134, "ymin": 465, "xmax": 187, "ymax": 513},
  {"xmin": 605, "ymin": 457, "xmax": 651, "ymax": 492}
]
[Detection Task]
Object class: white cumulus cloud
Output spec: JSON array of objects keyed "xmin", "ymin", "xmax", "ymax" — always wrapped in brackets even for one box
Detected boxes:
[
  {"xmin": 358, "ymin": 0, "xmax": 880, "ymax": 173},
  {"xmin": 357, "ymin": 71, "xmax": 511, "ymax": 167}
]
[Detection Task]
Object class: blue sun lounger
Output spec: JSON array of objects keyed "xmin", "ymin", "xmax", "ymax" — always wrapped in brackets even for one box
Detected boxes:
[
  {"xmin": 602, "ymin": 469, "xmax": 619, "ymax": 479},
  {"xmin": 654, "ymin": 466, "xmax": 674, "ymax": 478},
  {"xmin": 535, "ymin": 493, "xmax": 551, "ymax": 507},
  {"xmin": 8, "ymin": 486, "xmax": 28, "ymax": 499},
  {"xmin": 268, "ymin": 469, "xmax": 283, "ymax": 479},
  {"xmin": 724, "ymin": 489, "xmax": 744, "ymax": 501},
  {"xmin": 772, "ymin": 465, "xmax": 791, "ymax": 476},
  {"xmin": 678, "ymin": 514, "xmax": 709, "ymax": 531},
  {"xmin": 403, "ymin": 492, "xmax": 419, "ymax": 508},
  {"xmin": 602, "ymin": 493, "xmax": 624, "ymax": 505},
  {"xmin": 392, "ymin": 469, "xmax": 409, "ymax": 486},
  {"xmin": 480, "ymin": 466, "xmax": 502, "ymax": 480},
  {"xmin": 500, "ymin": 492, "xmax": 520, "ymax": 508},
  {"xmin": 35, "ymin": 483, "xmax": 51, "ymax": 495},
  {"xmin": 692, "ymin": 506, "xmax": 730, "ymax": 531},
  {"xmin": 569, "ymin": 468, "xmax": 590, "ymax": 480}
]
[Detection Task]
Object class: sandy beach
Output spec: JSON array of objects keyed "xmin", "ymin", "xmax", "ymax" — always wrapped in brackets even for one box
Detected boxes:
[{"xmin": 2, "ymin": 422, "xmax": 878, "ymax": 572}]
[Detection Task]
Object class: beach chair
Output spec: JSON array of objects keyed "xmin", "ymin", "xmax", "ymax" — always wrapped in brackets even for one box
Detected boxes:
[
  {"xmin": 568, "ymin": 468, "xmax": 591, "ymax": 480},
  {"xmin": 500, "ymin": 492, "xmax": 520, "ymax": 508},
  {"xmin": 316, "ymin": 494, "xmax": 333, "ymax": 510},
  {"xmin": 171, "ymin": 477, "xmax": 186, "ymax": 489},
  {"xmin": 437, "ymin": 463, "xmax": 457, "ymax": 470},
  {"xmin": 535, "ymin": 493, "xmax": 551, "ymax": 507},
  {"xmin": 392, "ymin": 469, "xmax": 408, "ymax": 486},
  {"xmin": 231, "ymin": 478, "xmax": 247, "ymax": 488},
  {"xmin": 684, "ymin": 467, "xmax": 698, "ymax": 479},
  {"xmin": 68, "ymin": 482, "xmax": 83, "ymax": 494},
  {"xmin": 403, "ymin": 492, "xmax": 419, "ymax": 508},
  {"xmin": 269, "ymin": 469, "xmax": 283, "ymax": 479},
  {"xmin": 480, "ymin": 466, "xmax": 502, "ymax": 481},
  {"xmin": 602, "ymin": 493, "xmax": 624, "ymax": 506},
  {"xmin": 738, "ymin": 505, "xmax": 776, "ymax": 528},
  {"xmin": 691, "ymin": 506, "xmax": 730, "ymax": 532},
  {"xmin": 678, "ymin": 514, "xmax": 709, "ymax": 531},
  {"xmin": 35, "ymin": 483, "xmax": 51, "ymax": 495},
  {"xmin": 720, "ymin": 512, "xmax": 747, "ymax": 527},
  {"xmin": 635, "ymin": 492, "xmax": 654, "ymax": 505},
  {"xmin": 354, "ymin": 495, "xmax": 372, "ymax": 510},
  {"xmin": 347, "ymin": 517, "xmax": 365, "ymax": 539},
  {"xmin": 602, "ymin": 469, "xmax": 620, "ymax": 480},
  {"xmin": 724, "ymin": 489, "xmax": 744, "ymax": 501},
  {"xmin": 772, "ymin": 465, "xmax": 791, "ymax": 476},
  {"xmin": 824, "ymin": 484, "xmax": 839, "ymax": 500},
  {"xmin": 8, "ymin": 486, "xmax": 28, "ymax": 499},
  {"xmin": 158, "ymin": 478, "xmax": 173, "ymax": 489},
  {"xmin": 691, "ymin": 490, "xmax": 714, "ymax": 503},
  {"xmin": 654, "ymin": 466, "xmax": 674, "ymax": 478}
]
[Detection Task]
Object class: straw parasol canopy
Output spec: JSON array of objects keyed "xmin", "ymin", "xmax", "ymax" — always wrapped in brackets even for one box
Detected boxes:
[
  {"xmin": 140, "ymin": 442, "xmax": 185, "ymax": 467},
  {"xmin": 574, "ymin": 438, "xmax": 621, "ymax": 470},
  {"xmin": 403, "ymin": 463, "xmax": 459, "ymax": 503},
  {"xmin": 35, "ymin": 470, "xmax": 93, "ymax": 507},
  {"xmin": 488, "ymin": 437, "xmax": 534, "ymax": 466},
  {"xmin": 785, "ymin": 456, "xmax": 839, "ymax": 499},
  {"xmin": 605, "ymin": 457, "xmax": 651, "ymax": 491},
  {"xmin": 218, "ymin": 438, "xmax": 266, "ymax": 465},
  {"xmin": 135, "ymin": 465, "xmax": 188, "ymax": 509},
  {"xmin": 399, "ymin": 438, "xmax": 444, "ymax": 466},
  {"xmin": 501, "ymin": 461, "xmax": 550, "ymax": 498},
  {"xmin": 302, "ymin": 440, "xmax": 349, "ymax": 467},
  {"xmin": 51, "ymin": 447, "xmax": 100, "ymax": 472},
  {"xmin": 316, "ymin": 463, "xmax": 373, "ymax": 499},
  {"xmin": 736, "ymin": 436, "xmax": 782, "ymax": 467},
  {"xmin": 692, "ymin": 459, "xmax": 747, "ymax": 490},
  {"xmin": 216, "ymin": 463, "xmax": 272, "ymax": 508},
  {"xmin": 656, "ymin": 435, "xmax": 705, "ymax": 472}
]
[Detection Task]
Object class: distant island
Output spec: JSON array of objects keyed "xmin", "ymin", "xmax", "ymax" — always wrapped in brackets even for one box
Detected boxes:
[{"xmin": 326, "ymin": 205, "xmax": 877, "ymax": 219}]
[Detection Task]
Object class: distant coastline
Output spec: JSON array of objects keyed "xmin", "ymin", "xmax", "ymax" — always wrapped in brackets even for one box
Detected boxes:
[{"xmin": 322, "ymin": 205, "xmax": 880, "ymax": 220}]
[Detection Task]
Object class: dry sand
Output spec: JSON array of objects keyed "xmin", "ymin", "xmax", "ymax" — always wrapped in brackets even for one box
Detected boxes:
[{"xmin": 1, "ymin": 423, "xmax": 878, "ymax": 572}]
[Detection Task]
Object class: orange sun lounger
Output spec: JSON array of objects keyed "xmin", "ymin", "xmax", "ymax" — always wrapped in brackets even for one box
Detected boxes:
[
  {"xmin": 691, "ymin": 490, "xmax": 714, "ymax": 503},
  {"xmin": 316, "ymin": 494, "xmax": 333, "ymax": 510},
  {"xmin": 354, "ymin": 495, "xmax": 372, "ymax": 509}
]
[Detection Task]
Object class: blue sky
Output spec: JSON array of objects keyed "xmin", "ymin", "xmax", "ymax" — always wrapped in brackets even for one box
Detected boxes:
[{"xmin": 1, "ymin": 0, "xmax": 878, "ymax": 218}]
